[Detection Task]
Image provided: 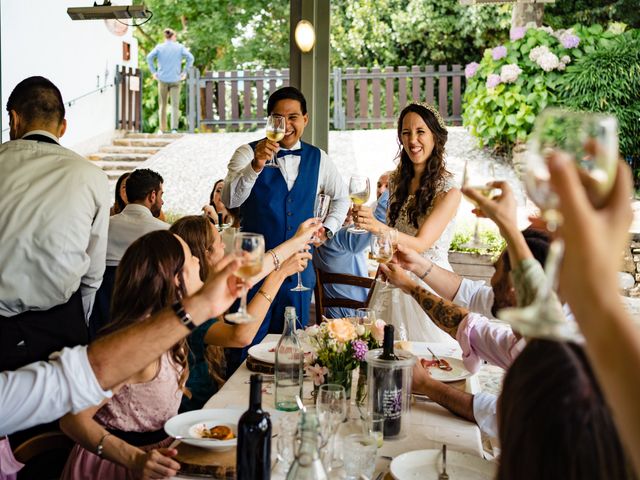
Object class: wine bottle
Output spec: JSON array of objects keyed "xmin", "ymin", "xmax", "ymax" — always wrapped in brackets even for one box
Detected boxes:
[
  {"xmin": 275, "ymin": 306, "xmax": 304, "ymax": 411},
  {"xmin": 237, "ymin": 374, "xmax": 272, "ymax": 480},
  {"xmin": 373, "ymin": 324, "xmax": 403, "ymax": 437},
  {"xmin": 285, "ymin": 411, "xmax": 328, "ymax": 480}
]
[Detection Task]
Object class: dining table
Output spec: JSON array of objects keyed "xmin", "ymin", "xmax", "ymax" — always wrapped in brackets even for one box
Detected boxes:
[{"xmin": 170, "ymin": 334, "xmax": 487, "ymax": 479}]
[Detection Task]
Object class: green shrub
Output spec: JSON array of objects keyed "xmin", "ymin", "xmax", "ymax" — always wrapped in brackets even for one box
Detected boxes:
[{"xmin": 449, "ymin": 228, "xmax": 506, "ymax": 256}]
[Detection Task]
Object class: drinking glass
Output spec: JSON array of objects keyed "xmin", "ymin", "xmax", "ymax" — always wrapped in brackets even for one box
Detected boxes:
[
  {"xmin": 356, "ymin": 308, "xmax": 375, "ymax": 326},
  {"xmin": 276, "ymin": 414, "xmax": 300, "ymax": 472},
  {"xmin": 264, "ymin": 115, "xmax": 286, "ymax": 168},
  {"xmin": 370, "ymin": 230, "xmax": 394, "ymax": 289},
  {"xmin": 316, "ymin": 384, "xmax": 347, "ymax": 469},
  {"xmin": 461, "ymin": 160, "xmax": 497, "ymax": 250},
  {"xmin": 499, "ymin": 108, "xmax": 618, "ymax": 340},
  {"xmin": 225, "ymin": 233, "xmax": 265, "ymax": 324},
  {"xmin": 343, "ymin": 433, "xmax": 377, "ymax": 480},
  {"xmin": 365, "ymin": 412, "xmax": 385, "ymax": 448},
  {"xmin": 348, "ymin": 176, "xmax": 370, "ymax": 234}
]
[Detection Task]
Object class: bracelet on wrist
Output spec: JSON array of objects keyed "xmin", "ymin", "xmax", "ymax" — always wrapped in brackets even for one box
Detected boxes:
[
  {"xmin": 171, "ymin": 300, "xmax": 196, "ymax": 331},
  {"xmin": 257, "ymin": 289, "xmax": 273, "ymax": 304},
  {"xmin": 268, "ymin": 249, "xmax": 281, "ymax": 271},
  {"xmin": 96, "ymin": 432, "xmax": 112, "ymax": 458},
  {"xmin": 418, "ymin": 262, "xmax": 434, "ymax": 281}
]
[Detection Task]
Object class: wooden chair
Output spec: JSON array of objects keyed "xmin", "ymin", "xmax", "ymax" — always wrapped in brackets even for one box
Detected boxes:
[
  {"xmin": 12, "ymin": 430, "xmax": 74, "ymax": 479},
  {"xmin": 314, "ymin": 268, "xmax": 375, "ymax": 324}
]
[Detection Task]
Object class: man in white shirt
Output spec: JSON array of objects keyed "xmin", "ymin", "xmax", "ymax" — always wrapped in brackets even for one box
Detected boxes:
[
  {"xmin": 90, "ymin": 168, "xmax": 169, "ymax": 338},
  {"xmin": 222, "ymin": 86, "xmax": 349, "ymax": 371},
  {"xmin": 0, "ymin": 76, "xmax": 109, "ymax": 372}
]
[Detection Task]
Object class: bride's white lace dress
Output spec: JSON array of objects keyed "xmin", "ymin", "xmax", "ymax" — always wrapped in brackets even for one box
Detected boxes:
[{"xmin": 369, "ymin": 178, "xmax": 458, "ymax": 344}]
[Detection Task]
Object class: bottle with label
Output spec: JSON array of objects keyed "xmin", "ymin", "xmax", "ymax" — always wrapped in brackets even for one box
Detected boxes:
[
  {"xmin": 275, "ymin": 306, "xmax": 304, "ymax": 411},
  {"xmin": 285, "ymin": 411, "xmax": 328, "ymax": 480},
  {"xmin": 365, "ymin": 324, "xmax": 416, "ymax": 439},
  {"xmin": 237, "ymin": 374, "xmax": 272, "ymax": 480}
]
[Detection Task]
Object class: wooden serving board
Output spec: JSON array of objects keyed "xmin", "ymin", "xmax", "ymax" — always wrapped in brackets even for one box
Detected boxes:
[{"xmin": 175, "ymin": 442, "xmax": 235, "ymax": 479}]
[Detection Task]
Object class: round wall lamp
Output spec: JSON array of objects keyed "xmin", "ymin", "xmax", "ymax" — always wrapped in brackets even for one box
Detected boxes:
[{"xmin": 295, "ymin": 20, "xmax": 316, "ymax": 53}]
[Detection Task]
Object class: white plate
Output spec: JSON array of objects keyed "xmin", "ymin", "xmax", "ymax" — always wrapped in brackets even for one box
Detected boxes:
[
  {"xmin": 421, "ymin": 356, "xmax": 472, "ymax": 383},
  {"xmin": 164, "ymin": 409, "xmax": 243, "ymax": 451},
  {"xmin": 247, "ymin": 341, "xmax": 313, "ymax": 365},
  {"xmin": 390, "ymin": 449, "xmax": 495, "ymax": 480}
]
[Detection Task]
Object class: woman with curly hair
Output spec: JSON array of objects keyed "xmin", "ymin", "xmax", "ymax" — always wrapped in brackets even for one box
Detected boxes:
[
  {"xmin": 59, "ymin": 230, "xmax": 200, "ymax": 479},
  {"xmin": 353, "ymin": 103, "xmax": 461, "ymax": 343}
]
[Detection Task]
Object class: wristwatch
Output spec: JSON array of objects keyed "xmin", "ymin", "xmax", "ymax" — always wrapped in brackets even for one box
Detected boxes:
[{"xmin": 325, "ymin": 229, "xmax": 334, "ymax": 239}]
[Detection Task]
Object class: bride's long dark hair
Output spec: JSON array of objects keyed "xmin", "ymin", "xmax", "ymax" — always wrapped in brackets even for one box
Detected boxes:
[{"xmin": 388, "ymin": 103, "xmax": 451, "ymax": 229}]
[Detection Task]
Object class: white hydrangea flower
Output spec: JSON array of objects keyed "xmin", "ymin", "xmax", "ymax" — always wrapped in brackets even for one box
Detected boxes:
[
  {"xmin": 538, "ymin": 25, "xmax": 554, "ymax": 35},
  {"xmin": 537, "ymin": 51, "xmax": 560, "ymax": 72},
  {"xmin": 500, "ymin": 63, "xmax": 523, "ymax": 83},
  {"xmin": 561, "ymin": 55, "xmax": 571, "ymax": 64},
  {"xmin": 529, "ymin": 45, "xmax": 549, "ymax": 62}
]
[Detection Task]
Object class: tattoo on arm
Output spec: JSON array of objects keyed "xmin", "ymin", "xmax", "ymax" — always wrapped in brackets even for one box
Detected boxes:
[{"xmin": 410, "ymin": 286, "xmax": 468, "ymax": 337}]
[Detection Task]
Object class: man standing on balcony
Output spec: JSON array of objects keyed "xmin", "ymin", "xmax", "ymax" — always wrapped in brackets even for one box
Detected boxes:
[
  {"xmin": 146, "ymin": 28, "xmax": 194, "ymax": 133},
  {"xmin": 222, "ymin": 86, "xmax": 349, "ymax": 372}
]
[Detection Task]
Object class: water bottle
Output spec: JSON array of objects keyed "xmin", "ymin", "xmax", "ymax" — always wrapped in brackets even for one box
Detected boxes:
[
  {"xmin": 285, "ymin": 411, "xmax": 328, "ymax": 480},
  {"xmin": 237, "ymin": 374, "xmax": 271, "ymax": 479},
  {"xmin": 275, "ymin": 306, "xmax": 304, "ymax": 411}
]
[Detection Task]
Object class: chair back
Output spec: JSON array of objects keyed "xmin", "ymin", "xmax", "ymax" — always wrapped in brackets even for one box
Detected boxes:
[
  {"xmin": 12, "ymin": 430, "xmax": 74, "ymax": 479},
  {"xmin": 314, "ymin": 268, "xmax": 375, "ymax": 324}
]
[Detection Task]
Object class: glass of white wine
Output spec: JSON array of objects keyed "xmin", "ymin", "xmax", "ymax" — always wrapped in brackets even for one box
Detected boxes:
[
  {"xmin": 461, "ymin": 160, "xmax": 497, "ymax": 250},
  {"xmin": 499, "ymin": 108, "xmax": 619, "ymax": 340},
  {"xmin": 264, "ymin": 114, "xmax": 286, "ymax": 168},
  {"xmin": 370, "ymin": 231, "xmax": 394, "ymax": 289},
  {"xmin": 225, "ymin": 232, "xmax": 265, "ymax": 324},
  {"xmin": 348, "ymin": 176, "xmax": 370, "ymax": 234}
]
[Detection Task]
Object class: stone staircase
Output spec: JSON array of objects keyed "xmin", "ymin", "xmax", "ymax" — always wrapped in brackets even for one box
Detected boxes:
[{"xmin": 87, "ymin": 132, "xmax": 182, "ymax": 189}]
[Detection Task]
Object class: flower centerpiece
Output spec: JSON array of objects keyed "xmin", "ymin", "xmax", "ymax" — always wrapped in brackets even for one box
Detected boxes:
[{"xmin": 304, "ymin": 318, "xmax": 386, "ymax": 400}]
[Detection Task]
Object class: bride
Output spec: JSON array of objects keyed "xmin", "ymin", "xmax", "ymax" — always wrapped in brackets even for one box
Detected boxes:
[{"xmin": 353, "ymin": 102, "xmax": 460, "ymax": 343}]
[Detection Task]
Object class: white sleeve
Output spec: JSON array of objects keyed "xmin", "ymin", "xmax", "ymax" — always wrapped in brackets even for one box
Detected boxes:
[
  {"xmin": 318, "ymin": 150, "xmax": 349, "ymax": 235},
  {"xmin": 0, "ymin": 346, "xmax": 112, "ymax": 436},
  {"xmin": 472, "ymin": 391, "xmax": 498, "ymax": 439},
  {"xmin": 222, "ymin": 144, "xmax": 260, "ymax": 209},
  {"xmin": 453, "ymin": 278, "xmax": 495, "ymax": 319}
]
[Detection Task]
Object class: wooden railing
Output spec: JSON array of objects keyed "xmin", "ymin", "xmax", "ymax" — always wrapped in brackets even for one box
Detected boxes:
[
  {"xmin": 115, "ymin": 66, "xmax": 142, "ymax": 131},
  {"xmin": 186, "ymin": 65, "xmax": 465, "ymax": 132}
]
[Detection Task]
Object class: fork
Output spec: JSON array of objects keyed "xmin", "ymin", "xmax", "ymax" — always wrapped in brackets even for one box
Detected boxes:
[
  {"xmin": 427, "ymin": 347, "xmax": 450, "ymax": 370},
  {"xmin": 439, "ymin": 444, "xmax": 449, "ymax": 480}
]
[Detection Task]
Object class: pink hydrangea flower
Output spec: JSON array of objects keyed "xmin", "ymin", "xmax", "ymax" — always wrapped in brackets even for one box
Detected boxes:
[
  {"xmin": 492, "ymin": 45, "xmax": 507, "ymax": 60},
  {"xmin": 510, "ymin": 26, "xmax": 527, "ymax": 41},
  {"xmin": 486, "ymin": 74, "xmax": 501, "ymax": 89},
  {"xmin": 306, "ymin": 363, "xmax": 329, "ymax": 386},
  {"xmin": 560, "ymin": 33, "xmax": 580, "ymax": 49},
  {"xmin": 465, "ymin": 62, "xmax": 480, "ymax": 78}
]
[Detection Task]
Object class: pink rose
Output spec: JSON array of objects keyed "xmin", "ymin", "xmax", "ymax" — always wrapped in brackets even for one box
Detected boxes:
[{"xmin": 371, "ymin": 319, "xmax": 386, "ymax": 344}]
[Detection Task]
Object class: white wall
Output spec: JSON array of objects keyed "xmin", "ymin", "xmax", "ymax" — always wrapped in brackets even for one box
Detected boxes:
[{"xmin": 0, "ymin": 0, "xmax": 138, "ymax": 153}]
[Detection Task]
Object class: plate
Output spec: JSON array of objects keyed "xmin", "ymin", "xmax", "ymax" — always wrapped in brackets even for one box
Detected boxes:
[
  {"xmin": 164, "ymin": 409, "xmax": 243, "ymax": 451},
  {"xmin": 390, "ymin": 449, "xmax": 495, "ymax": 480},
  {"xmin": 422, "ymin": 356, "xmax": 471, "ymax": 383},
  {"xmin": 247, "ymin": 341, "xmax": 313, "ymax": 365}
]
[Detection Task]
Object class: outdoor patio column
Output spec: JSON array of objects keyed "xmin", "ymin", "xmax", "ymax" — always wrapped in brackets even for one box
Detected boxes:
[{"xmin": 289, "ymin": 0, "xmax": 330, "ymax": 152}]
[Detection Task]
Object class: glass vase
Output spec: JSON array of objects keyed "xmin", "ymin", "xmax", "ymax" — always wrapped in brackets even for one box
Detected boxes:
[
  {"xmin": 355, "ymin": 362, "xmax": 367, "ymax": 406},
  {"xmin": 327, "ymin": 369, "xmax": 353, "ymax": 400}
]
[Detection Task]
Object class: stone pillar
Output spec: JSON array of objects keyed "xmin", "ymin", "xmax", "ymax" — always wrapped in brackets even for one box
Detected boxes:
[{"xmin": 511, "ymin": 2, "xmax": 545, "ymax": 28}]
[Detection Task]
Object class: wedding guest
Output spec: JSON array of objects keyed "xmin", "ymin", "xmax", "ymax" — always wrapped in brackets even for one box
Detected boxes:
[
  {"xmin": 208, "ymin": 179, "xmax": 233, "ymax": 225},
  {"xmin": 353, "ymin": 102, "xmax": 461, "ymax": 343},
  {"xmin": 170, "ymin": 215, "xmax": 313, "ymax": 411},
  {"xmin": 60, "ymin": 230, "xmax": 209, "ymax": 479},
  {"xmin": 222, "ymin": 86, "xmax": 348, "ymax": 371},
  {"xmin": 110, "ymin": 172, "xmax": 131, "ymax": 216}
]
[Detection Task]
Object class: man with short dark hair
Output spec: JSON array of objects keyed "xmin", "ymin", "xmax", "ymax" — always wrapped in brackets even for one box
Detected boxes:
[
  {"xmin": 146, "ymin": 28, "xmax": 194, "ymax": 133},
  {"xmin": 0, "ymin": 76, "xmax": 110, "ymax": 371}
]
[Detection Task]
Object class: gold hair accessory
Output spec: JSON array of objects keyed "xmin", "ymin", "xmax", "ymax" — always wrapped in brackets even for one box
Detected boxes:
[{"xmin": 408, "ymin": 101, "xmax": 446, "ymax": 129}]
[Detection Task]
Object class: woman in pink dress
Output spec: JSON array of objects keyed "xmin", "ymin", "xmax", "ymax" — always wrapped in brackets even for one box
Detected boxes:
[{"xmin": 60, "ymin": 230, "xmax": 203, "ymax": 479}]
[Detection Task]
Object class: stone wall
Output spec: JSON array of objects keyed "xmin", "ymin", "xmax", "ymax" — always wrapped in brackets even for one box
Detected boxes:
[{"xmin": 621, "ymin": 233, "xmax": 640, "ymax": 297}]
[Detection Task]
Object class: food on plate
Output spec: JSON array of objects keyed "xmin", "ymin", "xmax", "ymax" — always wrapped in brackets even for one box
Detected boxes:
[
  {"xmin": 195, "ymin": 424, "xmax": 235, "ymax": 440},
  {"xmin": 394, "ymin": 340, "xmax": 413, "ymax": 352},
  {"xmin": 423, "ymin": 358, "xmax": 453, "ymax": 372}
]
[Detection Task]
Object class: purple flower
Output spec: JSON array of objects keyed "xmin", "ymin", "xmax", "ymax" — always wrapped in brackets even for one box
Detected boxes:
[
  {"xmin": 510, "ymin": 26, "xmax": 526, "ymax": 41},
  {"xmin": 486, "ymin": 74, "xmax": 501, "ymax": 89},
  {"xmin": 492, "ymin": 45, "xmax": 507, "ymax": 61},
  {"xmin": 465, "ymin": 62, "xmax": 480, "ymax": 78},
  {"xmin": 351, "ymin": 339, "xmax": 368, "ymax": 362},
  {"xmin": 561, "ymin": 33, "xmax": 580, "ymax": 49}
]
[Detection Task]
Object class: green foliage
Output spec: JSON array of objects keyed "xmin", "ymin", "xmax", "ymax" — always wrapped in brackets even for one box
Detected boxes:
[
  {"xmin": 450, "ymin": 228, "xmax": 505, "ymax": 256},
  {"xmin": 545, "ymin": 0, "xmax": 640, "ymax": 30},
  {"xmin": 462, "ymin": 23, "xmax": 632, "ymax": 154},
  {"xmin": 162, "ymin": 210, "xmax": 184, "ymax": 225},
  {"xmin": 555, "ymin": 29, "xmax": 640, "ymax": 161}
]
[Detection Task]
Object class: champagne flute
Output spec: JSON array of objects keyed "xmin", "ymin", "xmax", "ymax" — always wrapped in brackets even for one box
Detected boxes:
[
  {"xmin": 499, "ymin": 108, "xmax": 618, "ymax": 340},
  {"xmin": 461, "ymin": 160, "xmax": 497, "ymax": 250},
  {"xmin": 370, "ymin": 231, "xmax": 394, "ymax": 289},
  {"xmin": 348, "ymin": 176, "xmax": 371, "ymax": 234},
  {"xmin": 264, "ymin": 115, "xmax": 286, "ymax": 168},
  {"xmin": 225, "ymin": 233, "xmax": 265, "ymax": 324},
  {"xmin": 291, "ymin": 194, "xmax": 331, "ymax": 292}
]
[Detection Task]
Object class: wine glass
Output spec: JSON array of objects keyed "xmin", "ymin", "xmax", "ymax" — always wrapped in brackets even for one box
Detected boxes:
[
  {"xmin": 499, "ymin": 108, "xmax": 618, "ymax": 340},
  {"xmin": 356, "ymin": 308, "xmax": 375, "ymax": 326},
  {"xmin": 225, "ymin": 233, "xmax": 265, "ymax": 324},
  {"xmin": 370, "ymin": 231, "xmax": 394, "ymax": 289},
  {"xmin": 348, "ymin": 176, "xmax": 370, "ymax": 234},
  {"xmin": 291, "ymin": 194, "xmax": 331, "ymax": 292},
  {"xmin": 264, "ymin": 115, "xmax": 286, "ymax": 168},
  {"xmin": 461, "ymin": 160, "xmax": 497, "ymax": 250},
  {"xmin": 316, "ymin": 384, "xmax": 347, "ymax": 469}
]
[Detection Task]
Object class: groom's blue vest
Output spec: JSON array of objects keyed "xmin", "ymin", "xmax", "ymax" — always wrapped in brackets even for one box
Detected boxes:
[{"xmin": 227, "ymin": 140, "xmax": 321, "ymax": 373}]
